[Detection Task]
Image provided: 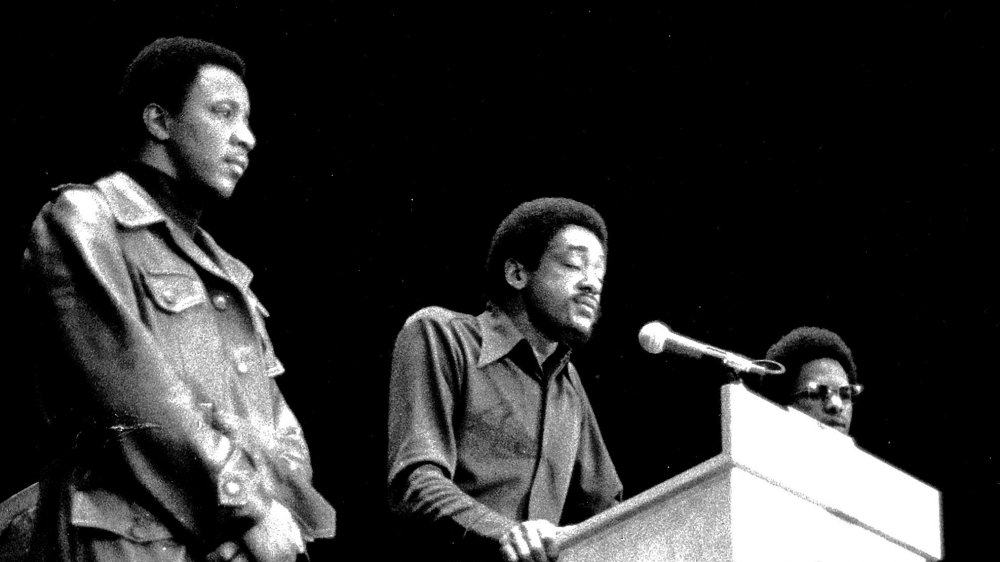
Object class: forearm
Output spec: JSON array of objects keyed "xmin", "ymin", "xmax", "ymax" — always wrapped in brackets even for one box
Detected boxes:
[{"xmin": 391, "ymin": 464, "xmax": 516, "ymax": 544}]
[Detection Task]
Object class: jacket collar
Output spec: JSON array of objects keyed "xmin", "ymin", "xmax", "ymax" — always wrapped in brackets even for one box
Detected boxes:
[
  {"xmin": 93, "ymin": 169, "xmax": 165, "ymax": 230},
  {"xmin": 93, "ymin": 168, "xmax": 254, "ymax": 289}
]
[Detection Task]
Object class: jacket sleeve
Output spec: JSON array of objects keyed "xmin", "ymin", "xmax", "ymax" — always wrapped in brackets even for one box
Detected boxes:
[
  {"xmin": 263, "ymin": 386, "xmax": 337, "ymax": 540},
  {"xmin": 25, "ymin": 188, "xmax": 287, "ymax": 546},
  {"xmin": 204, "ymin": 379, "xmax": 337, "ymax": 541},
  {"xmin": 386, "ymin": 311, "xmax": 517, "ymax": 555}
]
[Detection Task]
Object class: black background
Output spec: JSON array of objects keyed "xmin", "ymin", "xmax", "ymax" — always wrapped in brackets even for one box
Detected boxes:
[{"xmin": 3, "ymin": 2, "xmax": 997, "ymax": 560}]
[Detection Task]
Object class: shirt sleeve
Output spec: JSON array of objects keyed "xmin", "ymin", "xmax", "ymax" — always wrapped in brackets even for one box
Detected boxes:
[
  {"xmin": 25, "ymin": 188, "xmax": 288, "ymax": 546},
  {"xmin": 386, "ymin": 310, "xmax": 517, "ymax": 554}
]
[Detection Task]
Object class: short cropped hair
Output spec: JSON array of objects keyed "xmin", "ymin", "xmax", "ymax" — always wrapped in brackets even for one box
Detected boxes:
[
  {"xmin": 485, "ymin": 197, "xmax": 608, "ymax": 307},
  {"xmin": 118, "ymin": 36, "xmax": 247, "ymax": 153},
  {"xmin": 762, "ymin": 326, "xmax": 858, "ymax": 405}
]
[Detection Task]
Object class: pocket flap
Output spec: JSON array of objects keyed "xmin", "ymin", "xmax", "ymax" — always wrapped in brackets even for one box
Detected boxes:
[{"xmin": 142, "ymin": 271, "xmax": 206, "ymax": 313}]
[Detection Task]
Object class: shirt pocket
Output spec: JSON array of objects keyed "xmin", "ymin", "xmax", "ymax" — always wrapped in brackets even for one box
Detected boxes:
[{"xmin": 141, "ymin": 270, "xmax": 207, "ymax": 314}]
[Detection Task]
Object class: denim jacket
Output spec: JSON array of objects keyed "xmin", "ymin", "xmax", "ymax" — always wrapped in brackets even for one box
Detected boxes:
[{"xmin": 23, "ymin": 170, "xmax": 335, "ymax": 559}]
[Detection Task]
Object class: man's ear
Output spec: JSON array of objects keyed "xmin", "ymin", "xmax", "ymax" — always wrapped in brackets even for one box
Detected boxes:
[
  {"xmin": 504, "ymin": 258, "xmax": 529, "ymax": 291},
  {"xmin": 142, "ymin": 103, "xmax": 171, "ymax": 141}
]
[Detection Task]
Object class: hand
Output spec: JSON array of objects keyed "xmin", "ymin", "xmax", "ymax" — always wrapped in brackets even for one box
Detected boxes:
[
  {"xmin": 499, "ymin": 519, "xmax": 563, "ymax": 562},
  {"xmin": 206, "ymin": 541, "xmax": 250, "ymax": 562},
  {"xmin": 241, "ymin": 500, "xmax": 305, "ymax": 562}
]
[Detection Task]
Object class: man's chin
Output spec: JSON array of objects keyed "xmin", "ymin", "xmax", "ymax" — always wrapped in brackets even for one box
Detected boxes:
[
  {"xmin": 831, "ymin": 423, "xmax": 850, "ymax": 435},
  {"xmin": 214, "ymin": 178, "xmax": 239, "ymax": 199},
  {"xmin": 821, "ymin": 418, "xmax": 850, "ymax": 435},
  {"xmin": 525, "ymin": 302, "xmax": 598, "ymax": 347},
  {"xmin": 561, "ymin": 320, "xmax": 596, "ymax": 348}
]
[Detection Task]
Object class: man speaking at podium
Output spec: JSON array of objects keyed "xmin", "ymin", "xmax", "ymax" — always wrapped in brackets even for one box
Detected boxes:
[{"xmin": 387, "ymin": 198, "xmax": 623, "ymax": 562}]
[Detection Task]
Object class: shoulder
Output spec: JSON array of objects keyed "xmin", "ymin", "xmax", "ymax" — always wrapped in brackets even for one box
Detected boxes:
[
  {"xmin": 29, "ymin": 183, "xmax": 117, "ymax": 247},
  {"xmin": 35, "ymin": 183, "xmax": 113, "ymax": 231},
  {"xmin": 25, "ymin": 184, "xmax": 123, "ymax": 279},
  {"xmin": 401, "ymin": 306, "xmax": 476, "ymax": 331},
  {"xmin": 394, "ymin": 306, "xmax": 481, "ymax": 347}
]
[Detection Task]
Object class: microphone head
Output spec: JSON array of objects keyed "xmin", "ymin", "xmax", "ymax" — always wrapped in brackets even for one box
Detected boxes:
[{"xmin": 638, "ymin": 321, "xmax": 671, "ymax": 354}]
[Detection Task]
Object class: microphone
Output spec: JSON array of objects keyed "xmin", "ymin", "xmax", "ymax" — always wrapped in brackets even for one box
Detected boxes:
[{"xmin": 638, "ymin": 321, "xmax": 784, "ymax": 376}]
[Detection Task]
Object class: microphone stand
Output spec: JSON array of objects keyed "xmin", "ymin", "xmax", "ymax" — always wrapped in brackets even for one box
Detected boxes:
[{"xmin": 721, "ymin": 358, "xmax": 786, "ymax": 385}]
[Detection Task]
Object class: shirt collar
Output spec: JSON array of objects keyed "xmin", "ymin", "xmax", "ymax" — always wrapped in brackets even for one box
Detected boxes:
[
  {"xmin": 477, "ymin": 308, "xmax": 522, "ymax": 368},
  {"xmin": 476, "ymin": 308, "xmax": 574, "ymax": 381}
]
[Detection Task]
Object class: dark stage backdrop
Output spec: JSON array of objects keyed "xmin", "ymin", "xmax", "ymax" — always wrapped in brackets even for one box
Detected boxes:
[{"xmin": 3, "ymin": 3, "xmax": 996, "ymax": 560}]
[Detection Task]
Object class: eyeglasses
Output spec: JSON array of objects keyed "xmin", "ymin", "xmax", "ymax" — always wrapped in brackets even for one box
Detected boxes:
[{"xmin": 791, "ymin": 382, "xmax": 863, "ymax": 403}]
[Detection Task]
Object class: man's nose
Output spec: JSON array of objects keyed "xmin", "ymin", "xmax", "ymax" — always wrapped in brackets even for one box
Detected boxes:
[
  {"xmin": 579, "ymin": 269, "xmax": 602, "ymax": 294},
  {"xmin": 233, "ymin": 120, "xmax": 256, "ymax": 151},
  {"xmin": 823, "ymin": 394, "xmax": 845, "ymax": 413}
]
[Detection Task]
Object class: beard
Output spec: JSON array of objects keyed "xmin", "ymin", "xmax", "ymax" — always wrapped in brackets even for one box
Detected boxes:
[{"xmin": 523, "ymin": 292, "xmax": 600, "ymax": 349}]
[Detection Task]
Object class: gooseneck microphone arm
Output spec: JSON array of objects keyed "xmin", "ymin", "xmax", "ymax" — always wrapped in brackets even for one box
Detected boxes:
[{"xmin": 638, "ymin": 321, "xmax": 785, "ymax": 377}]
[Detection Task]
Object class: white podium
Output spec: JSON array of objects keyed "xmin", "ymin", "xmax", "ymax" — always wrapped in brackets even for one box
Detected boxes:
[{"xmin": 557, "ymin": 383, "xmax": 942, "ymax": 561}]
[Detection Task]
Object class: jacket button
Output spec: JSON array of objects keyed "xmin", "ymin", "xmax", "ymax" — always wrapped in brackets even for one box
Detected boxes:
[
  {"xmin": 162, "ymin": 289, "xmax": 176, "ymax": 305},
  {"xmin": 224, "ymin": 481, "xmax": 242, "ymax": 496},
  {"xmin": 236, "ymin": 361, "xmax": 250, "ymax": 375},
  {"xmin": 212, "ymin": 294, "xmax": 229, "ymax": 310}
]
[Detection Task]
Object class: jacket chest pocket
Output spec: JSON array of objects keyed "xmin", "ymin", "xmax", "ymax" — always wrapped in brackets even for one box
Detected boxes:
[
  {"xmin": 142, "ymin": 270, "xmax": 207, "ymax": 314},
  {"xmin": 139, "ymin": 269, "xmax": 224, "ymax": 383}
]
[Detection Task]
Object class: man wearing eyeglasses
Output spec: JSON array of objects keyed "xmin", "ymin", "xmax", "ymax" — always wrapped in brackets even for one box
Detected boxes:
[{"xmin": 759, "ymin": 326, "xmax": 862, "ymax": 434}]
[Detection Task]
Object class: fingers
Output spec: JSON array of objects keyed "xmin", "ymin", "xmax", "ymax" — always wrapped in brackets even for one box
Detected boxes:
[
  {"xmin": 206, "ymin": 541, "xmax": 242, "ymax": 562},
  {"xmin": 270, "ymin": 500, "xmax": 306, "ymax": 553},
  {"xmin": 500, "ymin": 528, "xmax": 538, "ymax": 562},
  {"xmin": 242, "ymin": 500, "xmax": 307, "ymax": 562},
  {"xmin": 541, "ymin": 531, "xmax": 559, "ymax": 561},
  {"xmin": 499, "ymin": 529, "xmax": 527, "ymax": 562},
  {"xmin": 500, "ymin": 520, "xmax": 558, "ymax": 562},
  {"xmin": 291, "ymin": 527, "xmax": 306, "ymax": 554},
  {"xmin": 524, "ymin": 526, "xmax": 549, "ymax": 562}
]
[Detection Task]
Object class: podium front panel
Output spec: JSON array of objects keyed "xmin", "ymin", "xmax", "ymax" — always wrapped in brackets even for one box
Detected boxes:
[
  {"xmin": 561, "ymin": 471, "xmax": 733, "ymax": 562},
  {"xmin": 730, "ymin": 467, "xmax": 926, "ymax": 562}
]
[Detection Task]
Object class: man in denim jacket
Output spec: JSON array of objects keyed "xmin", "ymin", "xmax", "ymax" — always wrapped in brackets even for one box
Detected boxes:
[{"xmin": 20, "ymin": 37, "xmax": 335, "ymax": 561}]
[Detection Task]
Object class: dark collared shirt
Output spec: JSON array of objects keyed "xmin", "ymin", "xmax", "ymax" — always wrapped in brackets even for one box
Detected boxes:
[{"xmin": 387, "ymin": 306, "xmax": 622, "ymax": 558}]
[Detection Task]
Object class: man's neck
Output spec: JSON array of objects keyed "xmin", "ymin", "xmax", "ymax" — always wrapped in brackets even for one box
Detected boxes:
[
  {"xmin": 506, "ymin": 303, "xmax": 560, "ymax": 366},
  {"xmin": 135, "ymin": 149, "xmax": 204, "ymax": 237}
]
